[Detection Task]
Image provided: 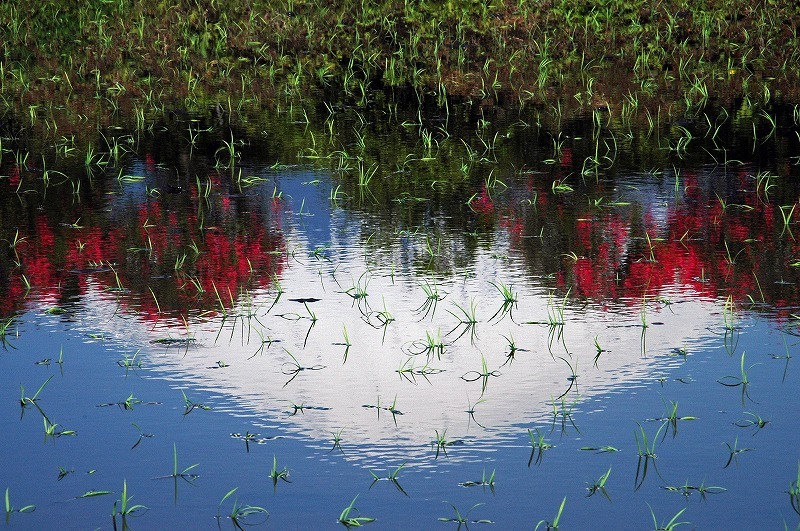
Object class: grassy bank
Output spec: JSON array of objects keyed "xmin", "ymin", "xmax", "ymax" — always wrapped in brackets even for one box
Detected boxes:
[{"xmin": 2, "ymin": 0, "xmax": 800, "ymax": 109}]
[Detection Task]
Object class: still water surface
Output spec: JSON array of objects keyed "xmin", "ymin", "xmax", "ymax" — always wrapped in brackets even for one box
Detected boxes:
[{"xmin": 1, "ymin": 100, "xmax": 799, "ymax": 529}]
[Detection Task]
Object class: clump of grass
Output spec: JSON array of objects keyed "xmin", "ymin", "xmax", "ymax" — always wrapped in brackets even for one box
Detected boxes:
[
  {"xmin": 19, "ymin": 375, "xmax": 53, "ymax": 416},
  {"xmin": 217, "ymin": 487, "xmax": 268, "ymax": 528},
  {"xmin": 535, "ymin": 496, "xmax": 566, "ymax": 530},
  {"xmin": 57, "ymin": 467, "xmax": 74, "ymax": 481},
  {"xmin": 415, "ymin": 280, "xmax": 445, "ymax": 320},
  {"xmin": 459, "ymin": 469, "xmax": 496, "ymax": 492},
  {"xmin": 396, "ymin": 357, "xmax": 444, "ymax": 384},
  {"xmin": 634, "ymin": 421, "xmax": 667, "ymax": 490},
  {"xmin": 723, "ymin": 437, "xmax": 752, "ymax": 468},
  {"xmin": 4, "ymin": 488, "xmax": 35, "ymax": 517},
  {"xmin": 500, "ymin": 333, "xmax": 527, "ymax": 366},
  {"xmin": 461, "ymin": 353, "xmax": 501, "ymax": 395},
  {"xmin": 579, "ymin": 445, "xmax": 619, "ymax": 454},
  {"xmin": 42, "ymin": 417, "xmax": 76, "ymax": 440},
  {"xmin": 112, "ymin": 480, "xmax": 147, "ymax": 519},
  {"xmin": 465, "ymin": 397, "xmax": 487, "ymax": 429},
  {"xmin": 403, "ymin": 329, "xmax": 446, "ymax": 358},
  {"xmin": 116, "ymin": 350, "xmax": 142, "ymax": 375},
  {"xmin": 446, "ymin": 298, "xmax": 479, "ymax": 342},
  {"xmin": 345, "ymin": 272, "xmax": 370, "ymax": 301},
  {"xmin": 230, "ymin": 431, "xmax": 277, "ymax": 452},
  {"xmin": 635, "ymin": 422, "xmax": 666, "ymax": 459},
  {"xmin": 592, "ymin": 336, "xmax": 607, "ymax": 367},
  {"xmin": 718, "ymin": 351, "xmax": 756, "ymax": 404},
  {"xmin": 648, "ymin": 399, "xmax": 697, "ymax": 438},
  {"xmin": 363, "ymin": 297, "xmax": 395, "ymax": 342},
  {"xmin": 546, "ymin": 289, "xmax": 569, "ymax": 326},
  {"xmin": 281, "ymin": 349, "xmax": 326, "ymax": 387},
  {"xmin": 557, "ymin": 356, "xmax": 579, "ymax": 398},
  {"xmin": 431, "ymin": 429, "xmax": 463, "ymax": 458},
  {"xmin": 130, "ymin": 423, "xmax": 153, "ymax": 450},
  {"xmin": 488, "ymin": 280, "xmax": 517, "ymax": 322},
  {"xmin": 734, "ymin": 411, "xmax": 769, "ymax": 434},
  {"xmin": 362, "ymin": 395, "xmax": 403, "ymax": 425},
  {"xmin": 181, "ymin": 390, "xmax": 211, "ymax": 416},
  {"xmin": 152, "ymin": 444, "xmax": 199, "ymax": 483},
  {"xmin": 647, "ymin": 504, "xmax": 689, "ymax": 530},
  {"xmin": 369, "ymin": 463, "xmax": 407, "ymax": 496},
  {"xmin": 97, "ymin": 393, "xmax": 160, "ymax": 411},
  {"xmin": 269, "ymin": 455, "xmax": 291, "ymax": 490},
  {"xmin": 661, "ymin": 479, "xmax": 726, "ymax": 500},
  {"xmin": 788, "ymin": 461, "xmax": 800, "ymax": 516},
  {"xmin": 586, "ymin": 467, "xmax": 612, "ymax": 500},
  {"xmin": 0, "ymin": 318, "xmax": 17, "ymax": 349},
  {"xmin": 550, "ymin": 396, "xmax": 581, "ymax": 434},
  {"xmin": 438, "ymin": 502, "xmax": 494, "ymax": 526},
  {"xmin": 528, "ymin": 428, "xmax": 553, "ymax": 466},
  {"xmin": 337, "ymin": 495, "xmax": 374, "ymax": 527}
]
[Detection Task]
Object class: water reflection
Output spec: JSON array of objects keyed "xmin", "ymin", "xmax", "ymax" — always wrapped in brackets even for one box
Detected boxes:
[
  {"xmin": 5, "ymin": 137, "xmax": 772, "ymax": 465},
  {"xmin": 1, "ymin": 108, "xmax": 799, "ymax": 442},
  {"xmin": 2, "ymin": 103, "xmax": 800, "ymax": 529}
]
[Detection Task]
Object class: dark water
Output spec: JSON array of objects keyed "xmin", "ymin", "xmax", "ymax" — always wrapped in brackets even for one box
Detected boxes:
[{"xmin": 1, "ymin": 98, "xmax": 800, "ymax": 529}]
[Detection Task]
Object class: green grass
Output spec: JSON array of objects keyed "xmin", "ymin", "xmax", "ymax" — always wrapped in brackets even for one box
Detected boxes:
[
  {"xmin": 528, "ymin": 428, "xmax": 554, "ymax": 466},
  {"xmin": 415, "ymin": 280, "xmax": 445, "ymax": 320},
  {"xmin": 337, "ymin": 495, "xmax": 374, "ymax": 527},
  {"xmin": 217, "ymin": 487, "xmax": 269, "ymax": 528},
  {"xmin": 19, "ymin": 375, "xmax": 53, "ymax": 411},
  {"xmin": 459, "ymin": 468, "xmax": 496, "ymax": 490},
  {"xmin": 461, "ymin": 353, "xmax": 501, "ymax": 394},
  {"xmin": 635, "ymin": 422, "xmax": 666, "ymax": 459},
  {"xmin": 789, "ymin": 462, "xmax": 800, "ymax": 516},
  {"xmin": 661, "ymin": 479, "xmax": 726, "ymax": 500},
  {"xmin": 535, "ymin": 496, "xmax": 566, "ymax": 531},
  {"xmin": 0, "ymin": 318, "xmax": 15, "ymax": 348},
  {"xmin": 586, "ymin": 466, "xmax": 612, "ymax": 500},
  {"xmin": 369, "ymin": 463, "xmax": 407, "ymax": 496},
  {"xmin": 648, "ymin": 505, "xmax": 689, "ymax": 530},
  {"xmin": 446, "ymin": 298, "xmax": 479, "ymax": 342},
  {"xmin": 4, "ymin": 488, "xmax": 35, "ymax": 516},
  {"xmin": 431, "ymin": 429, "xmax": 463, "ymax": 458},
  {"xmin": 281, "ymin": 348, "xmax": 326, "ymax": 387},
  {"xmin": 718, "ymin": 351, "xmax": 756, "ymax": 404},
  {"xmin": 488, "ymin": 280, "xmax": 517, "ymax": 322},
  {"xmin": 734, "ymin": 411, "xmax": 769, "ymax": 434},
  {"xmin": 112, "ymin": 480, "xmax": 147, "ymax": 518},
  {"xmin": 438, "ymin": 502, "xmax": 494, "ymax": 526},
  {"xmin": 2, "ymin": 2, "xmax": 799, "ymax": 100},
  {"xmin": 650, "ymin": 399, "xmax": 698, "ymax": 438},
  {"xmin": 269, "ymin": 455, "xmax": 291, "ymax": 489},
  {"xmin": 181, "ymin": 390, "xmax": 211, "ymax": 416}
]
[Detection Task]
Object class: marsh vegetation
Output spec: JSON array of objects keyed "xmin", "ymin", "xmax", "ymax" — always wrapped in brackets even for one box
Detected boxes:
[{"xmin": 1, "ymin": 1, "xmax": 800, "ymax": 529}]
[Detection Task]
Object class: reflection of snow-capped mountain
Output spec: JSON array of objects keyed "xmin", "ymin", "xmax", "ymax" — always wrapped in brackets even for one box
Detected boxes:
[{"xmin": 69, "ymin": 237, "xmax": 720, "ymax": 466}]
